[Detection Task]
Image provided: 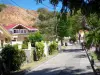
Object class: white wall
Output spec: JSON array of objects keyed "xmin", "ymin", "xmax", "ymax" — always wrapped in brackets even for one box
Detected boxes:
[
  {"xmin": 44, "ymin": 42, "xmax": 49, "ymax": 57},
  {"xmin": 11, "ymin": 41, "xmax": 22, "ymax": 45}
]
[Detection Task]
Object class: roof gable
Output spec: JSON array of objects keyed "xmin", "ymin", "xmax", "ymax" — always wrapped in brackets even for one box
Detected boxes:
[{"xmin": 4, "ymin": 24, "xmax": 38, "ymax": 31}]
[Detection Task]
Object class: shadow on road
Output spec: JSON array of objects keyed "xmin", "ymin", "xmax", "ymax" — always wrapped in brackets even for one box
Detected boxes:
[
  {"xmin": 26, "ymin": 67, "xmax": 93, "ymax": 75},
  {"xmin": 26, "ymin": 48, "xmax": 94, "ymax": 75},
  {"xmin": 62, "ymin": 49, "xmax": 83, "ymax": 53},
  {"xmin": 59, "ymin": 67, "xmax": 93, "ymax": 75},
  {"xmin": 74, "ymin": 54, "xmax": 87, "ymax": 58}
]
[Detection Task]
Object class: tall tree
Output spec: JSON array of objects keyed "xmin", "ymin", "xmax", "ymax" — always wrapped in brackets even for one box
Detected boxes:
[
  {"xmin": 56, "ymin": 11, "xmax": 82, "ymax": 45},
  {"xmin": 36, "ymin": 8, "xmax": 58, "ymax": 41}
]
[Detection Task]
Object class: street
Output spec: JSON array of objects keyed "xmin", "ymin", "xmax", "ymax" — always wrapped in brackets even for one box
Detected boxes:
[{"xmin": 25, "ymin": 44, "xmax": 94, "ymax": 75}]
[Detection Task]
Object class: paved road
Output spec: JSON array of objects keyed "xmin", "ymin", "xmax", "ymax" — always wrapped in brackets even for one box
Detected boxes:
[{"xmin": 25, "ymin": 44, "xmax": 94, "ymax": 75}]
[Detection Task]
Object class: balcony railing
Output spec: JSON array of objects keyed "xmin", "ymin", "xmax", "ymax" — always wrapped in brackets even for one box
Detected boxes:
[{"xmin": 12, "ymin": 29, "xmax": 28, "ymax": 34}]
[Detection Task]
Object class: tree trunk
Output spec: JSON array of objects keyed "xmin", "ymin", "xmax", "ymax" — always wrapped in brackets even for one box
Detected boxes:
[
  {"xmin": 61, "ymin": 39, "xmax": 63, "ymax": 46},
  {"xmin": 99, "ymin": 44, "xmax": 100, "ymax": 52},
  {"xmin": 95, "ymin": 44, "xmax": 99, "ymax": 53}
]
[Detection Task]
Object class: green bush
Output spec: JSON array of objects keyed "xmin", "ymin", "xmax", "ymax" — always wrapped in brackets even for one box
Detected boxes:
[
  {"xmin": 22, "ymin": 40, "xmax": 28, "ymax": 49},
  {"xmin": 0, "ymin": 45, "xmax": 26, "ymax": 71},
  {"xmin": 49, "ymin": 41, "xmax": 58, "ymax": 55},
  {"xmin": 35, "ymin": 42, "xmax": 44, "ymax": 60},
  {"xmin": 13, "ymin": 44, "xmax": 18, "ymax": 50},
  {"xmin": 28, "ymin": 31, "xmax": 43, "ymax": 47},
  {"xmin": 22, "ymin": 44, "xmax": 28, "ymax": 49}
]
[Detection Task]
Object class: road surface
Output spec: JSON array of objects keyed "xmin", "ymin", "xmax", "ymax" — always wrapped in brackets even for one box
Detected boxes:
[{"xmin": 25, "ymin": 44, "xmax": 94, "ymax": 75}]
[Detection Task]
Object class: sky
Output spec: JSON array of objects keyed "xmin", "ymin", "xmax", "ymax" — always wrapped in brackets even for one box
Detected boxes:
[{"xmin": 0, "ymin": 0, "xmax": 62, "ymax": 11}]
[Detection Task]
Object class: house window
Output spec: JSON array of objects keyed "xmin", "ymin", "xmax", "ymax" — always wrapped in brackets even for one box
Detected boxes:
[
  {"xmin": 24, "ymin": 30, "xmax": 27, "ymax": 33},
  {"xmin": 21, "ymin": 30, "xmax": 23, "ymax": 33},
  {"xmin": 20, "ymin": 29, "xmax": 27, "ymax": 33},
  {"xmin": 14, "ymin": 30, "xmax": 19, "ymax": 33}
]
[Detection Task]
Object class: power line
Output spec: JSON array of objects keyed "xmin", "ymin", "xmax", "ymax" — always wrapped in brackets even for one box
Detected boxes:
[
  {"xmin": 4, "ymin": 0, "xmax": 59, "ymax": 11},
  {"xmin": 1, "ymin": 0, "xmax": 12, "ymax": 5},
  {"xmin": 10, "ymin": 0, "xmax": 22, "ymax": 8},
  {"xmin": 41, "ymin": 3, "xmax": 62, "ymax": 12},
  {"xmin": 41, "ymin": 3, "xmax": 54, "ymax": 10},
  {"xmin": 10, "ymin": 0, "xmax": 54, "ymax": 10}
]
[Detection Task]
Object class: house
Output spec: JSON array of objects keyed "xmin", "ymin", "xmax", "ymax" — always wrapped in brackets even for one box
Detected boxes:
[
  {"xmin": 0, "ymin": 25, "xmax": 11, "ymax": 48},
  {"xmin": 4, "ymin": 24, "xmax": 38, "ymax": 42}
]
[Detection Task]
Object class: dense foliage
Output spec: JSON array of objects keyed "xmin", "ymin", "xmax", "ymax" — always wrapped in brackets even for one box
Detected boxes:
[
  {"xmin": 49, "ymin": 41, "xmax": 58, "ymax": 55},
  {"xmin": 22, "ymin": 40, "xmax": 28, "ymax": 49},
  {"xmin": 0, "ymin": 45, "xmax": 26, "ymax": 71},
  {"xmin": 37, "ymin": 8, "xmax": 55, "ymax": 21},
  {"xmin": 22, "ymin": 44, "xmax": 28, "ymax": 49},
  {"xmin": 57, "ymin": 13, "xmax": 67, "ymax": 39},
  {"xmin": 37, "ymin": 8, "xmax": 82, "ymax": 43},
  {"xmin": 36, "ymin": 0, "xmax": 100, "ymax": 16},
  {"xmin": 36, "ymin": 8, "xmax": 57, "ymax": 40},
  {"xmin": 35, "ymin": 42, "xmax": 44, "ymax": 60},
  {"xmin": 85, "ymin": 13, "xmax": 100, "ymax": 51},
  {"xmin": 13, "ymin": 44, "xmax": 18, "ymax": 50},
  {"xmin": 56, "ymin": 11, "xmax": 82, "ymax": 44},
  {"xmin": 28, "ymin": 31, "xmax": 43, "ymax": 47}
]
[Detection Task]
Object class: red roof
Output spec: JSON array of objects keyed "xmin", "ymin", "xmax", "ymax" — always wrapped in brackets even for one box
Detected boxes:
[
  {"xmin": 4, "ymin": 24, "xmax": 16, "ymax": 30},
  {"xmin": 26, "ymin": 26, "xmax": 38, "ymax": 30},
  {"xmin": 4, "ymin": 24, "xmax": 38, "ymax": 30}
]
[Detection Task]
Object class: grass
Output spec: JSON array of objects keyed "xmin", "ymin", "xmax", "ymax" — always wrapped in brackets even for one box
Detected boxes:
[
  {"xmin": 90, "ymin": 52, "xmax": 100, "ymax": 70},
  {"xmin": 90, "ymin": 51, "xmax": 100, "ymax": 61},
  {"xmin": 91, "ymin": 52, "xmax": 98, "ymax": 61},
  {"xmin": 20, "ymin": 51, "xmax": 58, "ymax": 70}
]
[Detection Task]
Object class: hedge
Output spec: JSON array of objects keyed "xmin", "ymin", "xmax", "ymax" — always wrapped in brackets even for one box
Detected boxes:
[
  {"xmin": 0, "ymin": 45, "xmax": 26, "ymax": 71},
  {"xmin": 49, "ymin": 41, "xmax": 58, "ymax": 55},
  {"xmin": 35, "ymin": 42, "xmax": 44, "ymax": 60}
]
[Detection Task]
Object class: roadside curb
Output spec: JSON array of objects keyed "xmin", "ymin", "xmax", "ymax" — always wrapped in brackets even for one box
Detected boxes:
[
  {"xmin": 11, "ymin": 70, "xmax": 27, "ymax": 75},
  {"xmin": 24, "ymin": 52, "xmax": 59, "ymax": 75}
]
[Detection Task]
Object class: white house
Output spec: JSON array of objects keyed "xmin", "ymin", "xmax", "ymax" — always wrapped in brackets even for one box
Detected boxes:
[{"xmin": 4, "ymin": 24, "xmax": 38, "ymax": 43}]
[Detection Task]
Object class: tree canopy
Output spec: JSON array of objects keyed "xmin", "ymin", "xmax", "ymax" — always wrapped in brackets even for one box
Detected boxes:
[
  {"xmin": 36, "ymin": 0, "xmax": 100, "ymax": 16},
  {"xmin": 36, "ymin": 8, "xmax": 58, "ymax": 41},
  {"xmin": 85, "ymin": 13, "xmax": 100, "ymax": 50},
  {"xmin": 28, "ymin": 31, "xmax": 43, "ymax": 46}
]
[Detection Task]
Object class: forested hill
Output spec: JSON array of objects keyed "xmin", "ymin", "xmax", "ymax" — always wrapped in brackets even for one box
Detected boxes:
[{"xmin": 0, "ymin": 4, "xmax": 38, "ymax": 26}]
